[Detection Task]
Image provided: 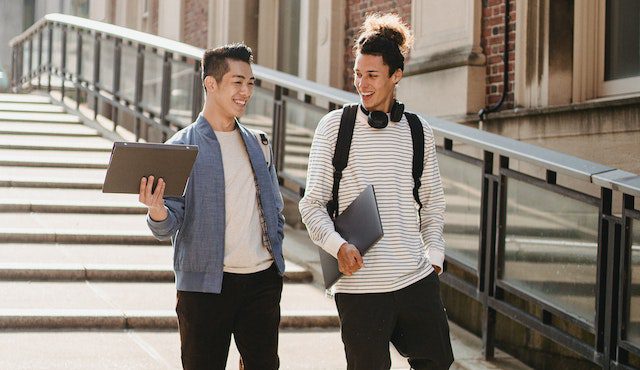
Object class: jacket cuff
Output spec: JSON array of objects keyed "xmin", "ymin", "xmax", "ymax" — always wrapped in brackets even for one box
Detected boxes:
[
  {"xmin": 324, "ymin": 232, "xmax": 347, "ymax": 258},
  {"xmin": 146, "ymin": 212, "xmax": 173, "ymax": 235}
]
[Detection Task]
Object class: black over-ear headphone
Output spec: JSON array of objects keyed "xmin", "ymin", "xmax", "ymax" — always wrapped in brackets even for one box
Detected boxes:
[{"xmin": 359, "ymin": 100, "xmax": 405, "ymax": 129}]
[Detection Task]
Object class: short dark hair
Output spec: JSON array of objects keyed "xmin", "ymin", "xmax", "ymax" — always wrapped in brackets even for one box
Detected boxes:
[
  {"xmin": 201, "ymin": 43, "xmax": 253, "ymax": 88},
  {"xmin": 354, "ymin": 13, "xmax": 414, "ymax": 76}
]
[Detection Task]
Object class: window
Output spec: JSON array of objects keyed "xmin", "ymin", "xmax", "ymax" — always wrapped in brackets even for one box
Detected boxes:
[{"xmin": 600, "ymin": 0, "xmax": 640, "ymax": 96}]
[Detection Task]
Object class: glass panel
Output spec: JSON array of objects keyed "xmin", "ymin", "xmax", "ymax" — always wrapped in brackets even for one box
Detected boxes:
[
  {"xmin": 66, "ymin": 31, "xmax": 78, "ymax": 76},
  {"xmin": 99, "ymin": 37, "xmax": 115, "ymax": 92},
  {"xmin": 140, "ymin": 50, "xmax": 163, "ymax": 114},
  {"xmin": 284, "ymin": 96, "xmax": 326, "ymax": 131},
  {"xmin": 605, "ymin": 0, "xmax": 640, "ymax": 80},
  {"xmin": 503, "ymin": 178, "xmax": 599, "ymax": 325},
  {"xmin": 168, "ymin": 59, "xmax": 194, "ymax": 126},
  {"xmin": 80, "ymin": 32, "xmax": 94, "ymax": 82},
  {"xmin": 628, "ymin": 219, "xmax": 640, "ymax": 345},
  {"xmin": 120, "ymin": 44, "xmax": 137, "ymax": 101},
  {"xmin": 439, "ymin": 154, "xmax": 482, "ymax": 269},
  {"xmin": 245, "ymin": 86, "xmax": 274, "ymax": 128}
]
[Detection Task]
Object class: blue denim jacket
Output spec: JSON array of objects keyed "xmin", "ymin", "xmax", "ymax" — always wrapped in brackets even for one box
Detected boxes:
[{"xmin": 146, "ymin": 114, "xmax": 285, "ymax": 293}]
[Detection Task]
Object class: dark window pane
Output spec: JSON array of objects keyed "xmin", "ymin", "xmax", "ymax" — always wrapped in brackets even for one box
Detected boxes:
[{"xmin": 605, "ymin": 0, "xmax": 640, "ymax": 80}]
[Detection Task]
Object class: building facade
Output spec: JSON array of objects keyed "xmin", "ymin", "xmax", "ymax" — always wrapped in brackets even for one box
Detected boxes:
[{"xmin": 83, "ymin": 0, "xmax": 640, "ymax": 176}]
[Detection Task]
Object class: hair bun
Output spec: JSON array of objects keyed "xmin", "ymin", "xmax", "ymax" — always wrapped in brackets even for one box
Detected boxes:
[{"xmin": 361, "ymin": 13, "xmax": 414, "ymax": 57}]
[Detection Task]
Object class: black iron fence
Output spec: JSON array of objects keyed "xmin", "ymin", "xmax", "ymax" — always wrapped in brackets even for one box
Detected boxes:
[{"xmin": 10, "ymin": 13, "xmax": 640, "ymax": 370}]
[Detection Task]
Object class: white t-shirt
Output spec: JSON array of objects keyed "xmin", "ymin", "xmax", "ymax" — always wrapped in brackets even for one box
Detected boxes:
[{"xmin": 215, "ymin": 128, "xmax": 273, "ymax": 274}]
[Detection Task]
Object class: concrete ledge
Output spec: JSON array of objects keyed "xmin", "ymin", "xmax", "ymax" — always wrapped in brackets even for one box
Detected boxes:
[
  {"xmin": 0, "ymin": 232, "xmax": 168, "ymax": 245},
  {"xmin": 0, "ymin": 263, "xmax": 312, "ymax": 283},
  {"xmin": 0, "ymin": 309, "xmax": 339, "ymax": 330},
  {"xmin": 0, "ymin": 93, "xmax": 51, "ymax": 104},
  {"xmin": 0, "ymin": 309, "xmax": 126, "ymax": 329},
  {"xmin": 279, "ymin": 311, "xmax": 340, "ymax": 328},
  {"xmin": 0, "ymin": 144, "xmax": 111, "ymax": 152},
  {"xmin": 0, "ymin": 180, "xmax": 102, "ymax": 189},
  {"xmin": 0, "ymin": 160, "xmax": 107, "ymax": 169},
  {"xmin": 0, "ymin": 202, "xmax": 146, "ymax": 214},
  {"xmin": 0, "ymin": 202, "xmax": 144, "ymax": 213}
]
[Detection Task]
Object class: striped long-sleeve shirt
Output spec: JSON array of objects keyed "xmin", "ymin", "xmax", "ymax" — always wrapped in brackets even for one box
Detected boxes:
[{"xmin": 299, "ymin": 108, "xmax": 446, "ymax": 294}]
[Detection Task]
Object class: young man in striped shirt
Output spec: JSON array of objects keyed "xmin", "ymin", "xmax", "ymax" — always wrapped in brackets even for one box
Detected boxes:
[{"xmin": 299, "ymin": 13, "xmax": 454, "ymax": 370}]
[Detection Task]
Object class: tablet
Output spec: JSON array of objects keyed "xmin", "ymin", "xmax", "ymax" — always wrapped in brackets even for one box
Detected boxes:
[{"xmin": 102, "ymin": 141, "xmax": 198, "ymax": 197}]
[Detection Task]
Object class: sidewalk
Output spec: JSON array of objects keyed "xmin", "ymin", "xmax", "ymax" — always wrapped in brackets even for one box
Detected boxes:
[{"xmin": 282, "ymin": 226, "xmax": 532, "ymax": 370}]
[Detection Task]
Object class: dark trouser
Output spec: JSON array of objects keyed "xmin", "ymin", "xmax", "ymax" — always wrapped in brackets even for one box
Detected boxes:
[
  {"xmin": 335, "ymin": 272, "xmax": 454, "ymax": 370},
  {"xmin": 176, "ymin": 264, "xmax": 283, "ymax": 370}
]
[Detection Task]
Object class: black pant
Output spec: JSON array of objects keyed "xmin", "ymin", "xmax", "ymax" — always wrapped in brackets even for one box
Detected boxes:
[
  {"xmin": 176, "ymin": 264, "xmax": 283, "ymax": 370},
  {"xmin": 335, "ymin": 273, "xmax": 454, "ymax": 370}
]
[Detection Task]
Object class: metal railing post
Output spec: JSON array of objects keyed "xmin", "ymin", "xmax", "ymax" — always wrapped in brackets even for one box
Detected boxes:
[
  {"xmin": 27, "ymin": 38, "xmax": 33, "ymax": 88},
  {"xmin": 191, "ymin": 60, "xmax": 202, "ymax": 123},
  {"xmin": 93, "ymin": 32, "xmax": 101, "ymax": 120},
  {"xmin": 160, "ymin": 51, "xmax": 173, "ymax": 142},
  {"xmin": 133, "ymin": 44, "xmax": 145, "ymax": 141},
  {"xmin": 61, "ymin": 26, "xmax": 67, "ymax": 99},
  {"xmin": 112, "ymin": 38, "xmax": 122, "ymax": 130},
  {"xmin": 272, "ymin": 85, "xmax": 287, "ymax": 173},
  {"xmin": 37, "ymin": 29, "xmax": 43, "ymax": 89},
  {"xmin": 10, "ymin": 45, "xmax": 17, "ymax": 91},
  {"xmin": 480, "ymin": 150, "xmax": 498, "ymax": 360},
  {"xmin": 75, "ymin": 30, "xmax": 82, "ymax": 109},
  {"xmin": 47, "ymin": 24, "xmax": 53, "ymax": 92},
  {"xmin": 596, "ymin": 187, "xmax": 623, "ymax": 368}
]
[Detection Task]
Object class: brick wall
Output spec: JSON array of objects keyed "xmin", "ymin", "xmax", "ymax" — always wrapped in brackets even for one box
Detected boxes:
[
  {"xmin": 481, "ymin": 0, "xmax": 516, "ymax": 109},
  {"xmin": 344, "ymin": 0, "xmax": 412, "ymax": 92},
  {"xmin": 182, "ymin": 0, "xmax": 208, "ymax": 48}
]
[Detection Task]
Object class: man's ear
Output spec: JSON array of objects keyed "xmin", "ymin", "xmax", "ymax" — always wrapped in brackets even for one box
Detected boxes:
[
  {"xmin": 392, "ymin": 68, "xmax": 403, "ymax": 84},
  {"xmin": 204, "ymin": 76, "xmax": 217, "ymax": 93}
]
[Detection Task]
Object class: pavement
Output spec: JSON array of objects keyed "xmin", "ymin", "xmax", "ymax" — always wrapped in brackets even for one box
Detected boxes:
[{"xmin": 0, "ymin": 92, "xmax": 531, "ymax": 369}]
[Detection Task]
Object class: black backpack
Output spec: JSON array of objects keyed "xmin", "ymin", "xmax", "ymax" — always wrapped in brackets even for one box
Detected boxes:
[{"xmin": 326, "ymin": 104, "xmax": 425, "ymax": 222}]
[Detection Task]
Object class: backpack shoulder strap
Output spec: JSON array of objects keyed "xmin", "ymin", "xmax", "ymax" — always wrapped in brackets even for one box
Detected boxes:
[
  {"xmin": 405, "ymin": 111, "xmax": 425, "ymax": 222},
  {"xmin": 326, "ymin": 104, "xmax": 358, "ymax": 219},
  {"xmin": 248, "ymin": 128, "xmax": 272, "ymax": 167}
]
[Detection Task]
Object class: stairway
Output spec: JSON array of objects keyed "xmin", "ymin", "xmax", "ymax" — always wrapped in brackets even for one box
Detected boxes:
[
  {"xmin": 0, "ymin": 92, "xmax": 533, "ymax": 370},
  {"xmin": 0, "ymin": 92, "xmax": 344, "ymax": 369}
]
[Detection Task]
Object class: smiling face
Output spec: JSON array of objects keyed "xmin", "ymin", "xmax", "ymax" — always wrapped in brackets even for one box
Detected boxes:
[
  {"xmin": 353, "ymin": 53, "xmax": 402, "ymax": 113},
  {"xmin": 204, "ymin": 59, "xmax": 255, "ymax": 121}
]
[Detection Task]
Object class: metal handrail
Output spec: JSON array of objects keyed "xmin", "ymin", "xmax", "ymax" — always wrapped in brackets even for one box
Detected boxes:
[{"xmin": 9, "ymin": 14, "xmax": 640, "ymax": 197}]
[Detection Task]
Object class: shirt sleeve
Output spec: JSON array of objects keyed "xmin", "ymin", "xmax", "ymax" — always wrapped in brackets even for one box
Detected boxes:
[
  {"xmin": 298, "ymin": 114, "xmax": 347, "ymax": 258},
  {"xmin": 418, "ymin": 121, "xmax": 446, "ymax": 272}
]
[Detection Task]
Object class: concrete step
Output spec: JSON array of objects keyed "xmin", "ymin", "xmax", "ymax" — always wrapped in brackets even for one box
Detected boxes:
[
  {"xmin": 0, "ymin": 188, "xmax": 142, "ymax": 213},
  {"xmin": 0, "ymin": 134, "xmax": 113, "ymax": 151},
  {"xmin": 0, "ymin": 309, "xmax": 339, "ymax": 330},
  {"xmin": 0, "ymin": 243, "xmax": 172, "ymax": 265},
  {"xmin": 0, "ymin": 321, "xmax": 530, "ymax": 370},
  {"xmin": 0, "ymin": 93, "xmax": 50, "ymax": 104},
  {"xmin": 0, "ymin": 121, "xmax": 99, "ymax": 136},
  {"xmin": 0, "ymin": 262, "xmax": 312, "ymax": 283},
  {"xmin": 0, "ymin": 166, "xmax": 107, "ymax": 188},
  {"xmin": 0, "ymin": 329, "xmax": 403, "ymax": 370},
  {"xmin": 0, "ymin": 281, "xmax": 338, "ymax": 329},
  {"xmin": 0, "ymin": 102, "xmax": 65, "ymax": 113},
  {"xmin": 0, "ymin": 111, "xmax": 80, "ymax": 123},
  {"xmin": 0, "ymin": 149, "xmax": 110, "ymax": 168}
]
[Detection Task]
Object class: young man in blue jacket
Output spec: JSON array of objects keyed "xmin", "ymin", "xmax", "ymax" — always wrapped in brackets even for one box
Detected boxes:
[{"xmin": 139, "ymin": 43, "xmax": 285, "ymax": 370}]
